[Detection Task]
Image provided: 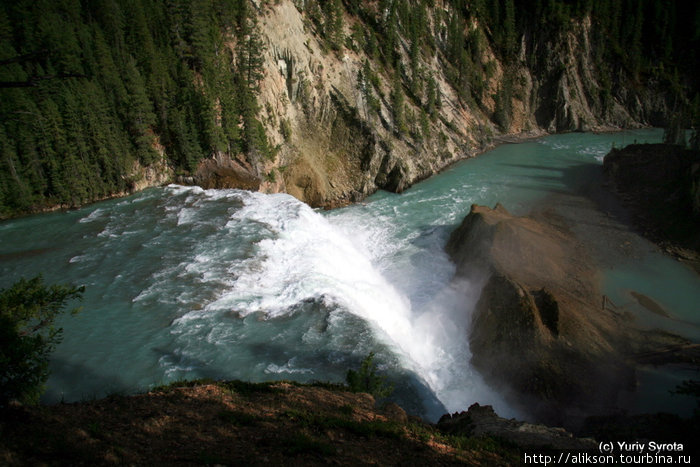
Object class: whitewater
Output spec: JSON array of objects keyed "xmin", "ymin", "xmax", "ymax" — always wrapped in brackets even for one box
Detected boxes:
[{"xmin": 1, "ymin": 129, "xmax": 698, "ymax": 420}]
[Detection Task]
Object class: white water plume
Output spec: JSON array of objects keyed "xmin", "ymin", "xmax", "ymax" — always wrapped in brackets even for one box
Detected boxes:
[{"xmin": 168, "ymin": 188, "xmax": 516, "ymax": 418}]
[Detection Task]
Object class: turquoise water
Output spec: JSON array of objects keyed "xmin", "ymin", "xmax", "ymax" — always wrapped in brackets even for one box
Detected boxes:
[{"xmin": 1, "ymin": 129, "xmax": 697, "ymax": 420}]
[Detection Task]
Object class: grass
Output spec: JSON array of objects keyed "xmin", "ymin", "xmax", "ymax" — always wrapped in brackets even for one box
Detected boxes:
[
  {"xmin": 405, "ymin": 422, "xmax": 521, "ymax": 461},
  {"xmin": 217, "ymin": 409, "xmax": 260, "ymax": 426},
  {"xmin": 282, "ymin": 408, "xmax": 403, "ymax": 440},
  {"xmin": 279, "ymin": 433, "xmax": 336, "ymax": 456},
  {"xmin": 146, "ymin": 379, "xmax": 516, "ymax": 457},
  {"xmin": 149, "ymin": 378, "xmax": 289, "ymax": 397},
  {"xmin": 86, "ymin": 421, "xmax": 103, "ymax": 438},
  {"xmin": 1, "ymin": 377, "xmax": 524, "ymax": 465},
  {"xmin": 217, "ymin": 380, "xmax": 284, "ymax": 396},
  {"xmin": 149, "ymin": 378, "xmax": 216, "ymax": 393}
]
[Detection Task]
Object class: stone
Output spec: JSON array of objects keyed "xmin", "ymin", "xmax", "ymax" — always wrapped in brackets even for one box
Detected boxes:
[{"xmin": 438, "ymin": 403, "xmax": 597, "ymax": 451}]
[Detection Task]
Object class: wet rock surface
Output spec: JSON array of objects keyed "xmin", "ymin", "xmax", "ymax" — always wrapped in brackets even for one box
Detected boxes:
[{"xmin": 446, "ymin": 202, "xmax": 695, "ymax": 428}]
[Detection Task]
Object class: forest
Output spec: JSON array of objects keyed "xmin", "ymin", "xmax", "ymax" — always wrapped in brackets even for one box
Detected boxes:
[
  {"xmin": 0, "ymin": 0, "xmax": 698, "ymax": 218},
  {"xmin": 0, "ymin": 0, "xmax": 269, "ymax": 217}
]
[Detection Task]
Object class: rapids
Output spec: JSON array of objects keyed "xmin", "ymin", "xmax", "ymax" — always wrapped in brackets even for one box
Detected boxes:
[{"xmin": 1, "ymin": 129, "xmax": 698, "ymax": 420}]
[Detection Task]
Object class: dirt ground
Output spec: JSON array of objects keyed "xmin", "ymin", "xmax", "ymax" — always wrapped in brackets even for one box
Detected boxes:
[{"xmin": 0, "ymin": 381, "xmax": 520, "ymax": 466}]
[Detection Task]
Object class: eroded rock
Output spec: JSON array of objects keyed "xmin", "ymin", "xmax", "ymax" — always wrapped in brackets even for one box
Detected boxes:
[{"xmin": 447, "ymin": 204, "xmax": 638, "ymax": 426}]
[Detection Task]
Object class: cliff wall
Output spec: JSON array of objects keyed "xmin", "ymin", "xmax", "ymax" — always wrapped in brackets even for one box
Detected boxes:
[
  {"xmin": 237, "ymin": 1, "xmax": 672, "ymax": 207},
  {"xmin": 0, "ymin": 0, "xmax": 690, "ymax": 217}
]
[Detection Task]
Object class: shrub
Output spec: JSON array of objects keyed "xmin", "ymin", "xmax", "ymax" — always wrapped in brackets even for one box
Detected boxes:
[
  {"xmin": 345, "ymin": 352, "xmax": 394, "ymax": 398},
  {"xmin": 280, "ymin": 118, "xmax": 292, "ymax": 141},
  {"xmin": 0, "ymin": 276, "xmax": 83, "ymax": 406}
]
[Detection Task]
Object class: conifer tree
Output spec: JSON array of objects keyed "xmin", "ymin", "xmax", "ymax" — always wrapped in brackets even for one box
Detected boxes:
[
  {"xmin": 323, "ymin": 0, "xmax": 344, "ymax": 51},
  {"xmin": 123, "ymin": 57, "xmax": 158, "ymax": 163},
  {"xmin": 391, "ymin": 72, "xmax": 406, "ymax": 134}
]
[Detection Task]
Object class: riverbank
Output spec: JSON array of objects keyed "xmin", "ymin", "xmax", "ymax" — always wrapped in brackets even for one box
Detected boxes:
[{"xmin": 4, "ymin": 379, "xmax": 697, "ymax": 465}]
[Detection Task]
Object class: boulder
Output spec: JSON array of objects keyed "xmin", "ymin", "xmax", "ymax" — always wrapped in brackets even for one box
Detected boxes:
[
  {"xmin": 446, "ymin": 204, "xmax": 636, "ymax": 426},
  {"xmin": 191, "ymin": 153, "xmax": 261, "ymax": 191}
]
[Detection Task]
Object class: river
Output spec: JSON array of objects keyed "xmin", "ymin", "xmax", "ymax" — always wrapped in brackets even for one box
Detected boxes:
[{"xmin": 1, "ymin": 129, "xmax": 698, "ymax": 421}]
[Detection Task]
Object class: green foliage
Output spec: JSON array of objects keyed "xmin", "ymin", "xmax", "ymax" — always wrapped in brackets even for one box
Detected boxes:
[
  {"xmin": 356, "ymin": 61, "xmax": 379, "ymax": 118},
  {"xmin": 0, "ymin": 0, "xmax": 270, "ymax": 218},
  {"xmin": 280, "ymin": 118, "xmax": 292, "ymax": 141},
  {"xmin": 218, "ymin": 379, "xmax": 283, "ymax": 396},
  {"xmin": 0, "ymin": 0, "xmax": 696, "ymax": 217},
  {"xmin": 493, "ymin": 77, "xmax": 513, "ymax": 131},
  {"xmin": 663, "ymin": 113, "xmax": 687, "ymax": 146},
  {"xmin": 217, "ymin": 409, "xmax": 260, "ymax": 426},
  {"xmin": 323, "ymin": 0, "xmax": 344, "ymax": 51},
  {"xmin": 283, "ymin": 408, "xmax": 403, "ymax": 439},
  {"xmin": 345, "ymin": 352, "xmax": 394, "ymax": 398},
  {"xmin": 419, "ymin": 109, "xmax": 431, "ymax": 141},
  {"xmin": 149, "ymin": 377, "xmax": 216, "ymax": 393},
  {"xmin": 0, "ymin": 275, "xmax": 83, "ymax": 406},
  {"xmin": 390, "ymin": 74, "xmax": 407, "ymax": 135},
  {"xmin": 302, "ymin": 0, "xmax": 344, "ymax": 52}
]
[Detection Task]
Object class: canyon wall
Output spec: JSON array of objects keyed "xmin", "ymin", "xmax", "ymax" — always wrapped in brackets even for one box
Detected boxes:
[{"xmin": 231, "ymin": 1, "xmax": 672, "ymax": 207}]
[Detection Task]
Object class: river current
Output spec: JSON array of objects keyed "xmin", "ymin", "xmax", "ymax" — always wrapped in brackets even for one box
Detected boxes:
[{"xmin": 1, "ymin": 129, "xmax": 698, "ymax": 421}]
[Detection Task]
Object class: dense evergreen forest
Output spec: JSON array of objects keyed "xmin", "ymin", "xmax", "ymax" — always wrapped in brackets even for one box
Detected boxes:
[
  {"xmin": 0, "ymin": 0, "xmax": 698, "ymax": 218},
  {"xmin": 0, "ymin": 0, "xmax": 269, "ymax": 217}
]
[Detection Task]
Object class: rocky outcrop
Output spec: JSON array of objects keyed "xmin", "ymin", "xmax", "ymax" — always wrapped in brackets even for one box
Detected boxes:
[
  {"xmin": 525, "ymin": 17, "xmax": 669, "ymax": 132},
  {"xmin": 249, "ymin": 1, "xmax": 486, "ymax": 208},
  {"xmin": 187, "ymin": 153, "xmax": 261, "ymax": 191},
  {"xmin": 127, "ymin": 155, "xmax": 173, "ymax": 193},
  {"xmin": 205, "ymin": 1, "xmax": 672, "ymax": 208},
  {"xmin": 446, "ymin": 204, "xmax": 654, "ymax": 426},
  {"xmin": 603, "ymin": 143, "xmax": 700, "ymax": 264},
  {"xmin": 438, "ymin": 403, "xmax": 597, "ymax": 451}
]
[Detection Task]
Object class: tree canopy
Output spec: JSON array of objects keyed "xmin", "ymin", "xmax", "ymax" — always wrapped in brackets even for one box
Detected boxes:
[
  {"xmin": 0, "ymin": 276, "xmax": 83, "ymax": 406},
  {"xmin": 0, "ymin": 0, "xmax": 269, "ymax": 218}
]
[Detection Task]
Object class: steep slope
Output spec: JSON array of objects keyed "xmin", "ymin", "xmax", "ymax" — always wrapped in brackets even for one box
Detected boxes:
[
  {"xmin": 0, "ymin": 381, "xmax": 521, "ymax": 465},
  {"xmin": 246, "ymin": 0, "xmax": 680, "ymax": 207},
  {"xmin": 603, "ymin": 143, "xmax": 700, "ymax": 267},
  {"xmin": 0, "ymin": 0, "xmax": 696, "ymax": 216}
]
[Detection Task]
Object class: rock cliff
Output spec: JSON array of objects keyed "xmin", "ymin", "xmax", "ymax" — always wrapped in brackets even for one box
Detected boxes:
[
  {"xmin": 0, "ymin": 1, "xmax": 691, "ymax": 218},
  {"xmin": 199, "ymin": 1, "xmax": 672, "ymax": 207}
]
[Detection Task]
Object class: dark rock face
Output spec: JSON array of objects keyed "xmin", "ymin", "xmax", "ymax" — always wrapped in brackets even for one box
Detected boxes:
[
  {"xmin": 446, "ymin": 204, "xmax": 636, "ymax": 426},
  {"xmin": 603, "ymin": 144, "xmax": 700, "ymax": 261}
]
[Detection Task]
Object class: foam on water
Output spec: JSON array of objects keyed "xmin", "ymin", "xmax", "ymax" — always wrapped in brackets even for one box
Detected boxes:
[
  {"xmin": 164, "ymin": 189, "xmax": 514, "ymax": 417},
  {"xmin": 173, "ymin": 191, "xmax": 415, "ymax": 357},
  {"xmin": 4, "ymin": 129, "xmax": 693, "ymax": 420}
]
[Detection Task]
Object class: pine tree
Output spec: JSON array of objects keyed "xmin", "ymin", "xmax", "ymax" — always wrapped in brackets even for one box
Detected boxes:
[
  {"xmin": 236, "ymin": 0, "xmax": 266, "ymax": 157},
  {"xmin": 426, "ymin": 74, "xmax": 438, "ymax": 118},
  {"xmin": 323, "ymin": 0, "xmax": 344, "ymax": 51},
  {"xmin": 391, "ymin": 72, "xmax": 406, "ymax": 134},
  {"xmin": 123, "ymin": 57, "xmax": 158, "ymax": 163},
  {"xmin": 503, "ymin": 0, "xmax": 516, "ymax": 57}
]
